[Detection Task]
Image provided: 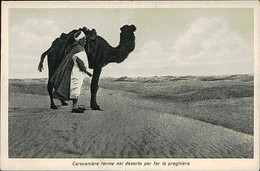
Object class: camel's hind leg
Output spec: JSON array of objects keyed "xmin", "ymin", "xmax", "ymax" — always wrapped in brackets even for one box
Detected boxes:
[
  {"xmin": 47, "ymin": 81, "xmax": 57, "ymax": 109},
  {"xmin": 47, "ymin": 57, "xmax": 59, "ymax": 109}
]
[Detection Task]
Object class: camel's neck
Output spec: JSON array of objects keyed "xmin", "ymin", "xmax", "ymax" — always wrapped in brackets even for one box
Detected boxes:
[{"xmin": 108, "ymin": 32, "xmax": 135, "ymax": 63}]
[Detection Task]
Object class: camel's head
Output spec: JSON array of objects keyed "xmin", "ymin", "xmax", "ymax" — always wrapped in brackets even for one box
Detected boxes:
[
  {"xmin": 120, "ymin": 25, "xmax": 136, "ymax": 35},
  {"xmin": 119, "ymin": 25, "xmax": 136, "ymax": 55},
  {"xmin": 120, "ymin": 24, "xmax": 136, "ymax": 44}
]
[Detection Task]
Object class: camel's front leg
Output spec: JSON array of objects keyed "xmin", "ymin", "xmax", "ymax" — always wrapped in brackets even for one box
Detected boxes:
[{"xmin": 90, "ymin": 68, "xmax": 102, "ymax": 110}]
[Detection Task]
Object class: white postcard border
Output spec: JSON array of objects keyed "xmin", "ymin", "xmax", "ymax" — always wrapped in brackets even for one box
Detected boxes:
[{"xmin": 1, "ymin": 1, "xmax": 259, "ymax": 170}]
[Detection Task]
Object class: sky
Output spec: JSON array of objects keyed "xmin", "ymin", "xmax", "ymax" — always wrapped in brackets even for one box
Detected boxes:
[{"xmin": 8, "ymin": 8, "xmax": 254, "ymax": 78}]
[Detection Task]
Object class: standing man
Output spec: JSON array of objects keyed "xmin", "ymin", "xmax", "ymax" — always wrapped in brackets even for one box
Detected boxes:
[{"xmin": 50, "ymin": 28, "xmax": 93, "ymax": 113}]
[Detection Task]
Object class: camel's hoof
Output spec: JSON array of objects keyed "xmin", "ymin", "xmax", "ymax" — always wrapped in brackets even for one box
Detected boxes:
[
  {"xmin": 91, "ymin": 105, "xmax": 102, "ymax": 111},
  {"xmin": 61, "ymin": 102, "xmax": 68, "ymax": 106},
  {"xmin": 51, "ymin": 105, "xmax": 58, "ymax": 110}
]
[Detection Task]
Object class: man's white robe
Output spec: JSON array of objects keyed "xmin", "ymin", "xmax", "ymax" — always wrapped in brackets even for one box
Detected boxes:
[{"xmin": 70, "ymin": 32, "xmax": 89, "ymax": 99}]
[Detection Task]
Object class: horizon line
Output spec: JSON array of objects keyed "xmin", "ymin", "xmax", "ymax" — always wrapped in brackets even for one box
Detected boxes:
[{"xmin": 8, "ymin": 73, "xmax": 254, "ymax": 80}]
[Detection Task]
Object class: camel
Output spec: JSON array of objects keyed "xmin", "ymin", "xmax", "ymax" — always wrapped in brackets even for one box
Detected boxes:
[{"xmin": 38, "ymin": 25, "xmax": 136, "ymax": 110}]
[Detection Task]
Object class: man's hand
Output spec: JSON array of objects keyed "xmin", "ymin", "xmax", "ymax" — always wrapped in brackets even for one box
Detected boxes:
[
  {"xmin": 84, "ymin": 71, "xmax": 92, "ymax": 77},
  {"xmin": 38, "ymin": 62, "xmax": 43, "ymax": 72}
]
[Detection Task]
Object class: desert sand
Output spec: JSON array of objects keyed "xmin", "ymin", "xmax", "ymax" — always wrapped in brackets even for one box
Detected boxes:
[{"xmin": 8, "ymin": 75, "xmax": 254, "ymax": 158}]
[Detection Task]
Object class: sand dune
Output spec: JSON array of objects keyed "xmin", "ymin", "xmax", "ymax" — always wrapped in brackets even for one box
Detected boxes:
[
  {"xmin": 8, "ymin": 76, "xmax": 254, "ymax": 158},
  {"xmin": 99, "ymin": 75, "xmax": 254, "ymax": 135}
]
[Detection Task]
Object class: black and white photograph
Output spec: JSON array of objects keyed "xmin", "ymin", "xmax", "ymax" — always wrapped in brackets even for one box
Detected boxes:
[{"xmin": 1, "ymin": 1, "xmax": 259, "ymax": 170}]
